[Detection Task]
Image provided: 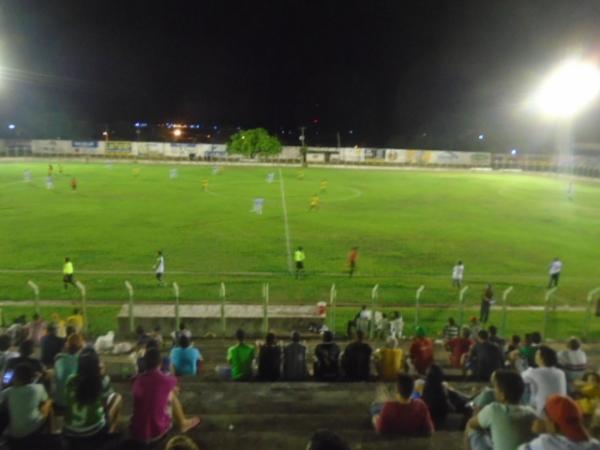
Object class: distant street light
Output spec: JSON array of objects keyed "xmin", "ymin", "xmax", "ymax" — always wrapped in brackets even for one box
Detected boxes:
[
  {"xmin": 173, "ymin": 129, "xmax": 182, "ymax": 138},
  {"xmin": 8, "ymin": 124, "xmax": 15, "ymax": 130}
]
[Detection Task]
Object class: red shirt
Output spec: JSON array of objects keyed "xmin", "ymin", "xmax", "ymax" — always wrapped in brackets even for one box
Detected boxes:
[
  {"xmin": 376, "ymin": 399, "xmax": 434, "ymax": 435},
  {"xmin": 409, "ymin": 337, "xmax": 434, "ymax": 374},
  {"xmin": 447, "ymin": 337, "xmax": 474, "ymax": 368},
  {"xmin": 348, "ymin": 250, "xmax": 358, "ymax": 264}
]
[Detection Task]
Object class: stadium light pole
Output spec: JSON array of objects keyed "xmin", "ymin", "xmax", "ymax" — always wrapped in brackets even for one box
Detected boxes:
[{"xmin": 530, "ymin": 58, "xmax": 600, "ymax": 169}]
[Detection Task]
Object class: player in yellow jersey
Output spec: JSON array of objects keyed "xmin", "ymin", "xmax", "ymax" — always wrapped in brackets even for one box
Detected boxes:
[
  {"xmin": 309, "ymin": 194, "xmax": 320, "ymax": 211},
  {"xmin": 132, "ymin": 167, "xmax": 141, "ymax": 178},
  {"xmin": 202, "ymin": 178, "xmax": 209, "ymax": 191},
  {"xmin": 297, "ymin": 170, "xmax": 304, "ymax": 180},
  {"xmin": 320, "ymin": 179, "xmax": 328, "ymax": 193}
]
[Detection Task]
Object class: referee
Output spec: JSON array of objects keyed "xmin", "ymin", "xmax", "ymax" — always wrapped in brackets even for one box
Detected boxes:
[
  {"xmin": 63, "ymin": 257, "xmax": 76, "ymax": 290},
  {"xmin": 294, "ymin": 247, "xmax": 306, "ymax": 279}
]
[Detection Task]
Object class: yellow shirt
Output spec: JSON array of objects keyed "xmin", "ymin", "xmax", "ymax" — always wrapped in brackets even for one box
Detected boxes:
[
  {"xmin": 374, "ymin": 348, "xmax": 404, "ymax": 381},
  {"xmin": 66, "ymin": 314, "xmax": 84, "ymax": 332},
  {"xmin": 63, "ymin": 262, "xmax": 74, "ymax": 275}
]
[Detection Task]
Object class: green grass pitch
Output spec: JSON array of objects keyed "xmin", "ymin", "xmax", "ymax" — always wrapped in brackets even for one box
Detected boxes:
[{"xmin": 1, "ymin": 161, "xmax": 600, "ymax": 338}]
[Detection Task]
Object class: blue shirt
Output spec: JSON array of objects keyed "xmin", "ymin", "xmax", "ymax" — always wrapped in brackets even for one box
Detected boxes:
[{"xmin": 170, "ymin": 346, "xmax": 201, "ymax": 375}]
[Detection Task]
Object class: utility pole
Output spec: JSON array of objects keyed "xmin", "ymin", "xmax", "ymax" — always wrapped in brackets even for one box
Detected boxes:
[
  {"xmin": 336, "ymin": 131, "xmax": 341, "ymax": 148},
  {"xmin": 299, "ymin": 126, "xmax": 307, "ymax": 166}
]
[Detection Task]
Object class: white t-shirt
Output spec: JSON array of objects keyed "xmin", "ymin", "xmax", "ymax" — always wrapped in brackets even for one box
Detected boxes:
[
  {"xmin": 549, "ymin": 260, "xmax": 562, "ymax": 275},
  {"xmin": 156, "ymin": 256, "xmax": 165, "ymax": 273},
  {"xmin": 521, "ymin": 366, "xmax": 567, "ymax": 414},
  {"xmin": 452, "ymin": 264, "xmax": 464, "ymax": 279},
  {"xmin": 518, "ymin": 434, "xmax": 600, "ymax": 450}
]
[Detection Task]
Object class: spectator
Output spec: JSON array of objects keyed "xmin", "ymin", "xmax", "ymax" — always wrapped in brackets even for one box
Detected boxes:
[
  {"xmin": 4, "ymin": 340, "xmax": 44, "ymax": 385},
  {"xmin": 40, "ymin": 324, "xmax": 65, "ymax": 368},
  {"xmin": 64, "ymin": 349, "xmax": 122, "ymax": 446},
  {"xmin": 442, "ymin": 317, "xmax": 460, "ymax": 341},
  {"xmin": 518, "ymin": 395, "xmax": 600, "ymax": 450},
  {"xmin": 66, "ymin": 308, "xmax": 85, "ymax": 334},
  {"xmin": 282, "ymin": 331, "xmax": 308, "ymax": 381},
  {"xmin": 576, "ymin": 372, "xmax": 600, "ymax": 417},
  {"xmin": 373, "ymin": 337, "xmax": 404, "ymax": 382},
  {"xmin": 26, "ymin": 314, "xmax": 46, "ymax": 346},
  {"xmin": 466, "ymin": 369, "xmax": 537, "ymax": 450},
  {"xmin": 306, "ymin": 430, "xmax": 350, "ymax": 450},
  {"xmin": 172, "ymin": 322, "xmax": 192, "ymax": 344},
  {"xmin": 371, "ymin": 373, "xmax": 434, "ymax": 436},
  {"xmin": 50, "ymin": 313, "xmax": 66, "ymax": 338},
  {"xmin": 522, "ymin": 346, "xmax": 567, "ymax": 415},
  {"xmin": 131, "ymin": 348, "xmax": 200, "ymax": 444},
  {"xmin": 468, "ymin": 330, "xmax": 504, "ymax": 382},
  {"xmin": 227, "ymin": 329, "xmax": 255, "ymax": 381},
  {"xmin": 136, "ymin": 339, "xmax": 170, "ymax": 374},
  {"xmin": 257, "ymin": 332, "xmax": 281, "ymax": 381},
  {"xmin": 469, "ymin": 317, "xmax": 482, "ymax": 337},
  {"xmin": 389, "ymin": 311, "xmax": 404, "ymax": 340},
  {"xmin": 558, "ymin": 337, "xmax": 587, "ymax": 393},
  {"xmin": 53, "ymin": 333, "xmax": 84, "ymax": 410},
  {"xmin": 0, "ymin": 334, "xmax": 18, "ymax": 373},
  {"xmin": 6, "ymin": 316, "xmax": 27, "ymax": 348},
  {"xmin": 341, "ymin": 329, "xmax": 372, "ymax": 381},
  {"xmin": 166, "ymin": 435, "xmax": 201, "ymax": 450},
  {"xmin": 135, "ymin": 326, "xmax": 151, "ymax": 349},
  {"xmin": 507, "ymin": 335, "xmax": 521, "ymax": 354},
  {"xmin": 1, "ymin": 363, "xmax": 53, "ymax": 442},
  {"xmin": 150, "ymin": 325, "xmax": 163, "ymax": 348},
  {"xmin": 488, "ymin": 326, "xmax": 505, "ymax": 349},
  {"xmin": 170, "ymin": 335, "xmax": 202, "ymax": 376},
  {"xmin": 346, "ymin": 305, "xmax": 369, "ymax": 338},
  {"xmin": 409, "ymin": 326, "xmax": 434, "ymax": 375},
  {"xmin": 446, "ymin": 327, "xmax": 474, "ymax": 370},
  {"xmin": 421, "ymin": 364, "xmax": 450, "ymax": 427},
  {"xmin": 480, "ymin": 284, "xmax": 494, "ymax": 323},
  {"xmin": 314, "ymin": 330, "xmax": 341, "ymax": 381}
]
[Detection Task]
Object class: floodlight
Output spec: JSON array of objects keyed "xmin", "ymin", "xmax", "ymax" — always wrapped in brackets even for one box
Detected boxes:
[
  {"xmin": 511, "ymin": 149, "xmax": 518, "ymax": 156},
  {"xmin": 478, "ymin": 134, "xmax": 485, "ymax": 140},
  {"xmin": 533, "ymin": 59, "xmax": 600, "ymax": 118},
  {"xmin": 8, "ymin": 124, "xmax": 15, "ymax": 130},
  {"xmin": 173, "ymin": 129, "xmax": 182, "ymax": 137}
]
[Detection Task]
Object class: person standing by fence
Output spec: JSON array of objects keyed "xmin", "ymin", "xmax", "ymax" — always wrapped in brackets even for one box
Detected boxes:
[
  {"xmin": 452, "ymin": 261, "xmax": 464, "ymax": 288},
  {"xmin": 548, "ymin": 257, "xmax": 562, "ymax": 288},
  {"xmin": 348, "ymin": 247, "xmax": 359, "ymax": 278}
]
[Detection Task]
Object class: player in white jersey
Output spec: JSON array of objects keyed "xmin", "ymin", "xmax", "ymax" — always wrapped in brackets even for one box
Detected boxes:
[
  {"xmin": 23, "ymin": 170, "xmax": 32, "ymax": 183},
  {"xmin": 169, "ymin": 168, "xmax": 178, "ymax": 179},
  {"xmin": 567, "ymin": 182, "xmax": 574, "ymax": 201},
  {"xmin": 266, "ymin": 172, "xmax": 275, "ymax": 184},
  {"xmin": 251, "ymin": 198, "xmax": 264, "ymax": 215},
  {"xmin": 452, "ymin": 260, "xmax": 464, "ymax": 288},
  {"xmin": 154, "ymin": 250, "xmax": 165, "ymax": 284},
  {"xmin": 46, "ymin": 175, "xmax": 54, "ymax": 190},
  {"xmin": 548, "ymin": 257, "xmax": 562, "ymax": 288}
]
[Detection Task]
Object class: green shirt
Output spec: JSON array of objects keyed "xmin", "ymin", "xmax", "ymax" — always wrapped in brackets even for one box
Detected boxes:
[
  {"xmin": 63, "ymin": 262, "xmax": 74, "ymax": 275},
  {"xmin": 478, "ymin": 402, "xmax": 537, "ymax": 450},
  {"xmin": 1, "ymin": 384, "xmax": 48, "ymax": 438},
  {"xmin": 294, "ymin": 250, "xmax": 305, "ymax": 262},
  {"xmin": 64, "ymin": 374, "xmax": 112, "ymax": 437},
  {"xmin": 227, "ymin": 343, "xmax": 255, "ymax": 380}
]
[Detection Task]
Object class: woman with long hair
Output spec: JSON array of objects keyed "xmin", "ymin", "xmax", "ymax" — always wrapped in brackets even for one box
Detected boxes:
[{"xmin": 421, "ymin": 364, "xmax": 450, "ymax": 427}]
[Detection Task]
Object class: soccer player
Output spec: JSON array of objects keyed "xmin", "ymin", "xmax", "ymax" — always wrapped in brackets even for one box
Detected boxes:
[
  {"xmin": 169, "ymin": 168, "xmax": 178, "ymax": 179},
  {"xmin": 48, "ymin": 164, "xmax": 53, "ymax": 176},
  {"xmin": 23, "ymin": 170, "xmax": 32, "ymax": 183},
  {"xmin": 348, "ymin": 247, "xmax": 359, "ymax": 277},
  {"xmin": 201, "ymin": 178, "xmax": 209, "ymax": 191},
  {"xmin": 548, "ymin": 257, "xmax": 562, "ymax": 288},
  {"xmin": 320, "ymin": 179, "xmax": 328, "ymax": 192},
  {"xmin": 58, "ymin": 164, "xmax": 63, "ymax": 174},
  {"xmin": 266, "ymin": 172, "xmax": 275, "ymax": 184},
  {"xmin": 46, "ymin": 175, "xmax": 54, "ymax": 190},
  {"xmin": 452, "ymin": 260, "xmax": 464, "ymax": 288},
  {"xmin": 132, "ymin": 167, "xmax": 141, "ymax": 178},
  {"xmin": 63, "ymin": 257, "xmax": 76, "ymax": 290},
  {"xmin": 70, "ymin": 177, "xmax": 78, "ymax": 191},
  {"xmin": 154, "ymin": 251, "xmax": 165, "ymax": 284},
  {"xmin": 294, "ymin": 246, "xmax": 306, "ymax": 279},
  {"xmin": 297, "ymin": 170, "xmax": 304, "ymax": 180},
  {"xmin": 212, "ymin": 165, "xmax": 220, "ymax": 175},
  {"xmin": 251, "ymin": 198, "xmax": 264, "ymax": 215},
  {"xmin": 309, "ymin": 194, "xmax": 320, "ymax": 211},
  {"xmin": 567, "ymin": 182, "xmax": 574, "ymax": 201}
]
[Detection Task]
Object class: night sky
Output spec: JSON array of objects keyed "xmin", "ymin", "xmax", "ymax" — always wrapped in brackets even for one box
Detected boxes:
[{"xmin": 1, "ymin": 0, "xmax": 599, "ymax": 149}]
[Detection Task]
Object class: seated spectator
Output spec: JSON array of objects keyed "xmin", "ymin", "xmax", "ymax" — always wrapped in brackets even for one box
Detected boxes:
[
  {"xmin": 346, "ymin": 305, "xmax": 369, "ymax": 338},
  {"xmin": 442, "ymin": 317, "xmax": 460, "ymax": 341},
  {"xmin": 467, "ymin": 330, "xmax": 504, "ymax": 382},
  {"xmin": 341, "ymin": 329, "xmax": 372, "ymax": 381},
  {"xmin": 135, "ymin": 325, "xmax": 151, "ymax": 349},
  {"xmin": 518, "ymin": 395, "xmax": 600, "ymax": 450},
  {"xmin": 227, "ymin": 329, "xmax": 255, "ymax": 381},
  {"xmin": 306, "ymin": 430, "xmax": 350, "ymax": 450},
  {"xmin": 282, "ymin": 331, "xmax": 308, "ymax": 381},
  {"xmin": 0, "ymin": 334, "xmax": 19, "ymax": 373},
  {"xmin": 558, "ymin": 337, "xmax": 587, "ymax": 393},
  {"xmin": 488, "ymin": 325, "xmax": 505, "ymax": 348},
  {"xmin": 373, "ymin": 337, "xmax": 404, "ymax": 382},
  {"xmin": 4, "ymin": 340, "xmax": 44, "ymax": 386},
  {"xmin": 66, "ymin": 308, "xmax": 85, "ymax": 334},
  {"xmin": 1, "ymin": 363, "xmax": 53, "ymax": 443},
  {"xmin": 507, "ymin": 335, "xmax": 521, "ymax": 354},
  {"xmin": 131, "ymin": 348, "xmax": 200, "ymax": 444},
  {"xmin": 518, "ymin": 332, "xmax": 542, "ymax": 369},
  {"xmin": 40, "ymin": 324, "xmax": 65, "ymax": 368},
  {"xmin": 576, "ymin": 372, "xmax": 600, "ymax": 417},
  {"xmin": 166, "ymin": 435, "xmax": 201, "ymax": 450},
  {"xmin": 171, "ymin": 323, "xmax": 192, "ymax": 345},
  {"xmin": 446, "ymin": 327, "xmax": 474, "ymax": 370},
  {"xmin": 371, "ymin": 373, "xmax": 434, "ymax": 435},
  {"xmin": 6, "ymin": 316, "xmax": 27, "ymax": 348},
  {"xmin": 64, "ymin": 349, "xmax": 122, "ymax": 447},
  {"xmin": 50, "ymin": 313, "xmax": 66, "ymax": 338},
  {"xmin": 389, "ymin": 311, "xmax": 404, "ymax": 339},
  {"xmin": 26, "ymin": 314, "xmax": 46, "ymax": 346},
  {"xmin": 469, "ymin": 316, "xmax": 482, "ymax": 337},
  {"xmin": 522, "ymin": 345, "xmax": 567, "ymax": 415},
  {"xmin": 54, "ymin": 333, "xmax": 84, "ymax": 410},
  {"xmin": 257, "ymin": 332, "xmax": 281, "ymax": 381},
  {"xmin": 170, "ymin": 335, "xmax": 202, "ymax": 376},
  {"xmin": 314, "ymin": 330, "xmax": 341, "ymax": 381},
  {"xmin": 422, "ymin": 363, "xmax": 450, "ymax": 427},
  {"xmin": 136, "ymin": 338, "xmax": 170, "ymax": 374},
  {"xmin": 409, "ymin": 326, "xmax": 434, "ymax": 375},
  {"xmin": 466, "ymin": 369, "xmax": 537, "ymax": 450},
  {"xmin": 150, "ymin": 325, "xmax": 163, "ymax": 348}
]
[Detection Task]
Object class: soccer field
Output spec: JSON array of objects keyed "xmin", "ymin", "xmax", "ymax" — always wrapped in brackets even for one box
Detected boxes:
[{"xmin": 1, "ymin": 161, "xmax": 600, "ymax": 314}]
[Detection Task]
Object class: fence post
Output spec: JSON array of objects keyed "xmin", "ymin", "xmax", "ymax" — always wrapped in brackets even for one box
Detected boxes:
[
  {"xmin": 27, "ymin": 280, "xmax": 40, "ymax": 315},
  {"xmin": 262, "ymin": 282, "xmax": 270, "ymax": 334},
  {"xmin": 220, "ymin": 282, "xmax": 226, "ymax": 337},
  {"xmin": 173, "ymin": 282, "xmax": 180, "ymax": 331},
  {"xmin": 329, "ymin": 284, "xmax": 337, "ymax": 335},
  {"xmin": 75, "ymin": 281, "xmax": 87, "ymax": 332},
  {"xmin": 458, "ymin": 286, "xmax": 469, "ymax": 327},
  {"xmin": 125, "ymin": 281, "xmax": 134, "ymax": 333},
  {"xmin": 584, "ymin": 287, "xmax": 600, "ymax": 340},
  {"xmin": 415, "ymin": 285, "xmax": 425, "ymax": 328},
  {"xmin": 370, "ymin": 284, "xmax": 379, "ymax": 339},
  {"xmin": 544, "ymin": 287, "xmax": 558, "ymax": 339},
  {"xmin": 501, "ymin": 286, "xmax": 514, "ymax": 337}
]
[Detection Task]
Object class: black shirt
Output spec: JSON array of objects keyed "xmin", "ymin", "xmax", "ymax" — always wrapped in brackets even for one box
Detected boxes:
[
  {"xmin": 470, "ymin": 341, "xmax": 504, "ymax": 381},
  {"xmin": 258, "ymin": 345, "xmax": 281, "ymax": 381},
  {"xmin": 314, "ymin": 342, "xmax": 341, "ymax": 381},
  {"xmin": 342, "ymin": 341, "xmax": 372, "ymax": 381},
  {"xmin": 41, "ymin": 335, "xmax": 65, "ymax": 367}
]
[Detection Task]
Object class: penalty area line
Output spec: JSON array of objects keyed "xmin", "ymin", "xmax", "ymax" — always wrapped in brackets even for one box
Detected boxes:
[{"xmin": 278, "ymin": 168, "xmax": 293, "ymax": 273}]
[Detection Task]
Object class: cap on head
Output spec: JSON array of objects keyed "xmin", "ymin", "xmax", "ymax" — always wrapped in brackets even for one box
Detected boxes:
[
  {"xmin": 545, "ymin": 395, "xmax": 587, "ymax": 442},
  {"xmin": 415, "ymin": 326, "xmax": 426, "ymax": 338}
]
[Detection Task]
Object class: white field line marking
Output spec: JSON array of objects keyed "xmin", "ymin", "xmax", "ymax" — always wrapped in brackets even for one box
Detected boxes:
[{"xmin": 278, "ymin": 168, "xmax": 293, "ymax": 273}]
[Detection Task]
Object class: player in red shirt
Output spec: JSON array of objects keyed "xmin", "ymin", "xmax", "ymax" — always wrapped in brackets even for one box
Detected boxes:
[
  {"xmin": 70, "ymin": 177, "xmax": 78, "ymax": 191},
  {"xmin": 347, "ymin": 247, "xmax": 359, "ymax": 278},
  {"xmin": 409, "ymin": 326, "xmax": 434, "ymax": 375}
]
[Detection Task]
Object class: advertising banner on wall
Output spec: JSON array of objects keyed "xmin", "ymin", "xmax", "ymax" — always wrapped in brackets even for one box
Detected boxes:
[
  {"xmin": 71, "ymin": 141, "xmax": 99, "ymax": 153},
  {"xmin": 7, "ymin": 140, "xmax": 33, "ymax": 156},
  {"xmin": 339, "ymin": 147, "xmax": 365, "ymax": 162},
  {"xmin": 106, "ymin": 141, "xmax": 132, "ymax": 153},
  {"xmin": 385, "ymin": 149, "xmax": 408, "ymax": 162},
  {"xmin": 133, "ymin": 142, "xmax": 165, "ymax": 157}
]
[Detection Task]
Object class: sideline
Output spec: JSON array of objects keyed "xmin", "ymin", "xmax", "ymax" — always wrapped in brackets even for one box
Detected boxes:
[{"xmin": 278, "ymin": 168, "xmax": 293, "ymax": 273}]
